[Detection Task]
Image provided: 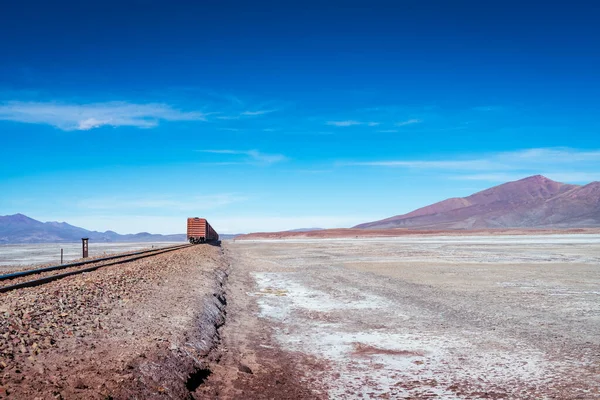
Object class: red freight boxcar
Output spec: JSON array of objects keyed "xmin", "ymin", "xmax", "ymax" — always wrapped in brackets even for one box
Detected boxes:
[{"xmin": 187, "ymin": 217, "xmax": 219, "ymax": 244}]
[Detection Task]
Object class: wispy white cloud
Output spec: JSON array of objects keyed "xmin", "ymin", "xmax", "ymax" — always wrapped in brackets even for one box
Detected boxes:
[
  {"xmin": 241, "ymin": 109, "xmax": 277, "ymax": 116},
  {"xmin": 395, "ymin": 118, "xmax": 422, "ymax": 127},
  {"xmin": 0, "ymin": 101, "xmax": 206, "ymax": 131},
  {"xmin": 343, "ymin": 159, "xmax": 497, "ymax": 169},
  {"xmin": 215, "ymin": 108, "xmax": 277, "ymax": 120},
  {"xmin": 326, "ymin": 120, "xmax": 381, "ymax": 127},
  {"xmin": 326, "ymin": 120, "xmax": 362, "ymax": 127},
  {"xmin": 539, "ymin": 172, "xmax": 600, "ymax": 182},
  {"xmin": 454, "ymin": 172, "xmax": 600, "ymax": 183},
  {"xmin": 450, "ymin": 173, "xmax": 527, "ymax": 182},
  {"xmin": 496, "ymin": 148, "xmax": 600, "ymax": 163},
  {"xmin": 198, "ymin": 149, "xmax": 287, "ymax": 165},
  {"xmin": 341, "ymin": 147, "xmax": 600, "ymax": 183},
  {"xmin": 79, "ymin": 193, "xmax": 246, "ymax": 211}
]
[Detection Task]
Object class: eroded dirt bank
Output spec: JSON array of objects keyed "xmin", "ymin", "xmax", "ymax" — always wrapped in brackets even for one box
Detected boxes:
[
  {"xmin": 0, "ymin": 245, "xmax": 228, "ymax": 399},
  {"xmin": 195, "ymin": 244, "xmax": 326, "ymax": 399}
]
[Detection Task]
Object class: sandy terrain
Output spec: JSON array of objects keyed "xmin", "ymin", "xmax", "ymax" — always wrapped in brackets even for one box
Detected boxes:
[
  {"xmin": 222, "ymin": 235, "xmax": 600, "ymax": 399},
  {"xmin": 0, "ymin": 242, "xmax": 184, "ymax": 271}
]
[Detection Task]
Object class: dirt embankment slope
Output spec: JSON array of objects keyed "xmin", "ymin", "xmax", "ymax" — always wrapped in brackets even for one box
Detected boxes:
[{"xmin": 237, "ymin": 227, "xmax": 600, "ymax": 240}]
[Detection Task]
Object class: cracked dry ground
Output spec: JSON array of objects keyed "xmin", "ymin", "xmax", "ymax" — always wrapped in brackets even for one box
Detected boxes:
[{"xmin": 0, "ymin": 244, "xmax": 319, "ymax": 399}]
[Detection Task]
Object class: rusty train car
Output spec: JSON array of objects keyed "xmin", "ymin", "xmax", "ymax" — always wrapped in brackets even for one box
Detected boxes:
[{"xmin": 187, "ymin": 217, "xmax": 219, "ymax": 244}]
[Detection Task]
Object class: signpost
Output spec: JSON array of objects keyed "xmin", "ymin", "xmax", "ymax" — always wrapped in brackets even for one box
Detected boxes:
[{"xmin": 82, "ymin": 238, "xmax": 89, "ymax": 258}]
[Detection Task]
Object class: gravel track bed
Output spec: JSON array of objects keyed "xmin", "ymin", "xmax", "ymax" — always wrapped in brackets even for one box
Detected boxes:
[
  {"xmin": 0, "ymin": 243, "xmax": 178, "ymax": 275},
  {"xmin": 0, "ymin": 245, "xmax": 190, "ymax": 291},
  {"xmin": 0, "ymin": 244, "xmax": 228, "ymax": 399}
]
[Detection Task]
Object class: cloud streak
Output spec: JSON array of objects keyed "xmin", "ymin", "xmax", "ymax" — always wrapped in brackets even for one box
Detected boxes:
[
  {"xmin": 240, "ymin": 109, "xmax": 277, "ymax": 116},
  {"xmin": 326, "ymin": 120, "xmax": 362, "ymax": 127},
  {"xmin": 198, "ymin": 149, "xmax": 287, "ymax": 165},
  {"xmin": 341, "ymin": 147, "xmax": 600, "ymax": 183},
  {"xmin": 216, "ymin": 109, "xmax": 277, "ymax": 120},
  {"xmin": 0, "ymin": 101, "xmax": 206, "ymax": 131},
  {"xmin": 79, "ymin": 193, "xmax": 246, "ymax": 211},
  {"xmin": 395, "ymin": 118, "xmax": 422, "ymax": 126},
  {"xmin": 326, "ymin": 117, "xmax": 421, "ymax": 129},
  {"xmin": 343, "ymin": 159, "xmax": 497, "ymax": 169}
]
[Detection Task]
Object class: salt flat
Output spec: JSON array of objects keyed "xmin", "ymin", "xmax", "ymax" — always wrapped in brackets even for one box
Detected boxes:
[
  {"xmin": 227, "ymin": 234, "xmax": 600, "ymax": 399},
  {"xmin": 0, "ymin": 242, "xmax": 184, "ymax": 271}
]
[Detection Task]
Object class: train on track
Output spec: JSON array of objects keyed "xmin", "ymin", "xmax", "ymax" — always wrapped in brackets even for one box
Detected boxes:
[{"xmin": 187, "ymin": 217, "xmax": 219, "ymax": 244}]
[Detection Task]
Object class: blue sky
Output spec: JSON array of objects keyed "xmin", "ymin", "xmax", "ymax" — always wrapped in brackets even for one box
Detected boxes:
[{"xmin": 1, "ymin": 0, "xmax": 599, "ymax": 234}]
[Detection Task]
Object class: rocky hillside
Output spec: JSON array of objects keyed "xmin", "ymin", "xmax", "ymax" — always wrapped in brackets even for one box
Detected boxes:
[{"xmin": 355, "ymin": 175, "xmax": 600, "ymax": 229}]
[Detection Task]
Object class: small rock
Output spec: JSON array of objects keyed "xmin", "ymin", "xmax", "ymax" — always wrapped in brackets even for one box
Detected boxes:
[{"xmin": 238, "ymin": 364, "xmax": 253, "ymax": 374}]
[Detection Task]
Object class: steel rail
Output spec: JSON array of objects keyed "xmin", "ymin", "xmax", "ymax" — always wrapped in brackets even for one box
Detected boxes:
[
  {"xmin": 0, "ymin": 244, "xmax": 193, "ymax": 293},
  {"xmin": 0, "ymin": 243, "xmax": 190, "ymax": 282}
]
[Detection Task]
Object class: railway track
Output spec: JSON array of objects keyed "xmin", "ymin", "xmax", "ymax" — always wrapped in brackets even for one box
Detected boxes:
[{"xmin": 0, "ymin": 243, "xmax": 193, "ymax": 293}]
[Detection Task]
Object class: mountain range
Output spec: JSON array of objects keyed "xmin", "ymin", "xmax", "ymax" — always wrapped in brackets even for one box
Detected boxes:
[
  {"xmin": 3, "ymin": 175, "xmax": 599, "ymax": 243},
  {"xmin": 0, "ymin": 214, "xmax": 187, "ymax": 244},
  {"xmin": 356, "ymin": 175, "xmax": 600, "ymax": 229}
]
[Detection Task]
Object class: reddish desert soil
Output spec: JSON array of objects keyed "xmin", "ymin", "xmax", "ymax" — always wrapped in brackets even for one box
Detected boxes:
[{"xmin": 237, "ymin": 227, "xmax": 600, "ymax": 240}]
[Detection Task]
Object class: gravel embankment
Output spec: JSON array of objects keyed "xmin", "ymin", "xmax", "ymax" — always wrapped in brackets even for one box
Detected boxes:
[
  {"xmin": 0, "ymin": 242, "xmax": 182, "ymax": 272},
  {"xmin": 0, "ymin": 245, "xmax": 190, "ymax": 292},
  {"xmin": 0, "ymin": 244, "xmax": 228, "ymax": 399}
]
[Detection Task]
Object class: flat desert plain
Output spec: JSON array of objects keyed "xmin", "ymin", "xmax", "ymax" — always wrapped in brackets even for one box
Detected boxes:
[
  {"xmin": 226, "ymin": 235, "xmax": 600, "ymax": 399},
  {"xmin": 0, "ymin": 242, "xmax": 184, "ymax": 271}
]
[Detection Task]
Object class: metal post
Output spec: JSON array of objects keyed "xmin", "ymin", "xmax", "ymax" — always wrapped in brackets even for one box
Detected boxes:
[
  {"xmin": 61, "ymin": 248, "xmax": 63, "ymax": 264},
  {"xmin": 82, "ymin": 238, "xmax": 89, "ymax": 258}
]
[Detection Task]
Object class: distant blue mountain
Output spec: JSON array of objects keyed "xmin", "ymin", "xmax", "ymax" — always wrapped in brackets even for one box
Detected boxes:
[{"xmin": 0, "ymin": 214, "xmax": 187, "ymax": 244}]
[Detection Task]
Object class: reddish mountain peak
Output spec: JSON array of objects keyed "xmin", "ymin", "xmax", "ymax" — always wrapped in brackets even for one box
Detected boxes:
[
  {"xmin": 466, "ymin": 175, "xmax": 577, "ymax": 205},
  {"xmin": 519, "ymin": 174, "xmax": 553, "ymax": 183},
  {"xmin": 354, "ymin": 175, "xmax": 599, "ymax": 230}
]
